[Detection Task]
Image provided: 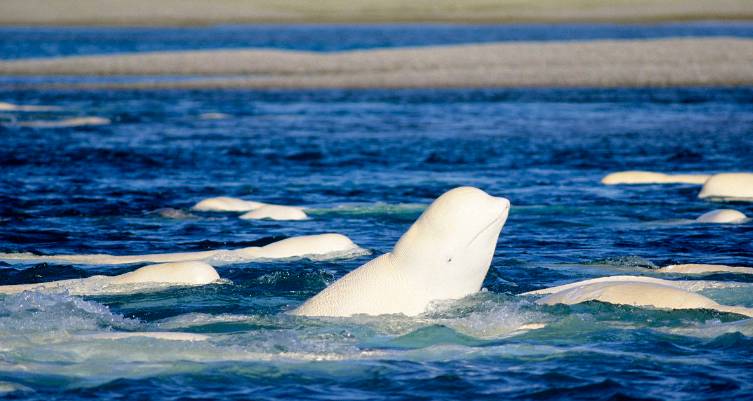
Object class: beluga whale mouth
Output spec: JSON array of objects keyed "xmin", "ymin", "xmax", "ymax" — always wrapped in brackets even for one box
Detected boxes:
[{"xmin": 292, "ymin": 186, "xmax": 511, "ymax": 317}]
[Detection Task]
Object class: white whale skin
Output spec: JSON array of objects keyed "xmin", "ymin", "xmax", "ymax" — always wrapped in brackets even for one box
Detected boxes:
[
  {"xmin": 695, "ymin": 209, "xmax": 747, "ymax": 223},
  {"xmin": 601, "ymin": 171, "xmax": 710, "ymax": 185},
  {"xmin": 292, "ymin": 186, "xmax": 510, "ymax": 317},
  {"xmin": 0, "ymin": 261, "xmax": 220, "ymax": 295},
  {"xmin": 192, "ymin": 196, "xmax": 266, "ymax": 212},
  {"xmin": 534, "ymin": 278, "xmax": 753, "ymax": 317},
  {"xmin": 698, "ymin": 173, "xmax": 753, "ymax": 201},
  {"xmin": 0, "ymin": 233, "xmax": 360, "ymax": 265},
  {"xmin": 659, "ymin": 264, "xmax": 753, "ymax": 275},
  {"xmin": 240, "ymin": 205, "xmax": 308, "ymax": 221}
]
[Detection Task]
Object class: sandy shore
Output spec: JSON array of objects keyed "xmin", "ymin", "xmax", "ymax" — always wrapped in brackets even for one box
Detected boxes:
[
  {"xmin": 2, "ymin": 38, "xmax": 752, "ymax": 89},
  {"xmin": 1, "ymin": 0, "xmax": 753, "ymax": 25}
]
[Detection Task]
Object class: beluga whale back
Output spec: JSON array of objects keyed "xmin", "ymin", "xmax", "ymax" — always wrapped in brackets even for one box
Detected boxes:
[{"xmin": 292, "ymin": 186, "xmax": 510, "ymax": 317}]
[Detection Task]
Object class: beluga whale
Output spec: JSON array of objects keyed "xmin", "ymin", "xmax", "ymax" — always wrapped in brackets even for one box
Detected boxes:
[
  {"xmin": 292, "ymin": 186, "xmax": 510, "ymax": 317},
  {"xmin": 191, "ymin": 196, "xmax": 309, "ymax": 220},
  {"xmin": 525, "ymin": 276, "xmax": 753, "ymax": 318},
  {"xmin": 695, "ymin": 209, "xmax": 748, "ymax": 223},
  {"xmin": 601, "ymin": 171, "xmax": 710, "ymax": 185},
  {"xmin": 0, "ymin": 261, "xmax": 220, "ymax": 296},
  {"xmin": 698, "ymin": 173, "xmax": 753, "ymax": 201},
  {"xmin": 0, "ymin": 234, "xmax": 364, "ymax": 266}
]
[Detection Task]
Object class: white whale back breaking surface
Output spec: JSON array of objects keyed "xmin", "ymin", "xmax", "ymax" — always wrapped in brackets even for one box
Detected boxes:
[
  {"xmin": 16, "ymin": 116, "xmax": 110, "ymax": 128},
  {"xmin": 523, "ymin": 275, "xmax": 688, "ymax": 295},
  {"xmin": 236, "ymin": 234, "xmax": 358, "ymax": 259},
  {"xmin": 698, "ymin": 173, "xmax": 753, "ymax": 201},
  {"xmin": 0, "ymin": 262, "xmax": 220, "ymax": 295},
  {"xmin": 0, "ymin": 101, "xmax": 61, "ymax": 111},
  {"xmin": 659, "ymin": 264, "xmax": 753, "ymax": 275},
  {"xmin": 0, "ymin": 233, "xmax": 364, "ymax": 265},
  {"xmin": 292, "ymin": 187, "xmax": 510, "ymax": 317},
  {"xmin": 530, "ymin": 277, "xmax": 753, "ymax": 318},
  {"xmin": 601, "ymin": 171, "xmax": 710, "ymax": 185},
  {"xmin": 695, "ymin": 209, "xmax": 748, "ymax": 223},
  {"xmin": 240, "ymin": 205, "xmax": 308, "ymax": 221},
  {"xmin": 192, "ymin": 197, "xmax": 266, "ymax": 212}
]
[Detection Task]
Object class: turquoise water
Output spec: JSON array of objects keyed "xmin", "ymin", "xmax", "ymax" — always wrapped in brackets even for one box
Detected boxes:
[{"xmin": 1, "ymin": 25, "xmax": 753, "ymax": 400}]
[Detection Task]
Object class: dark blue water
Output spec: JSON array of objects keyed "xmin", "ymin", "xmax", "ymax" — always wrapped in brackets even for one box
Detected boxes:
[
  {"xmin": 2, "ymin": 22, "xmax": 753, "ymax": 59},
  {"xmin": 2, "ymin": 25, "xmax": 753, "ymax": 401}
]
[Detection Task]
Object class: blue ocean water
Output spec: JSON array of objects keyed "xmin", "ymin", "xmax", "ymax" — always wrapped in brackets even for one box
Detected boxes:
[
  {"xmin": 1, "ymin": 22, "xmax": 753, "ymax": 59},
  {"xmin": 1, "ymin": 25, "xmax": 753, "ymax": 400}
]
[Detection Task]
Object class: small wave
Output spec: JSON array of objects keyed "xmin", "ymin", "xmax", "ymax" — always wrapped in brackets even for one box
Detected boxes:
[
  {"xmin": 14, "ymin": 116, "xmax": 110, "ymax": 128},
  {"xmin": 155, "ymin": 313, "xmax": 254, "ymax": 330},
  {"xmin": 423, "ymin": 294, "xmax": 548, "ymax": 340},
  {"xmin": 310, "ymin": 203, "xmax": 426, "ymax": 218},
  {"xmin": 0, "ymin": 292, "xmax": 139, "ymax": 335},
  {"xmin": 147, "ymin": 208, "xmax": 197, "ymax": 220},
  {"xmin": 0, "ymin": 381, "xmax": 33, "ymax": 395},
  {"xmin": 584, "ymin": 256, "xmax": 659, "ymax": 269},
  {"xmin": 657, "ymin": 319, "xmax": 753, "ymax": 339}
]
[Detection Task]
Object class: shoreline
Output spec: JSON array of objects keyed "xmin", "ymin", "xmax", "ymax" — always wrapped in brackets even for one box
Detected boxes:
[{"xmin": 2, "ymin": 38, "xmax": 752, "ymax": 90}]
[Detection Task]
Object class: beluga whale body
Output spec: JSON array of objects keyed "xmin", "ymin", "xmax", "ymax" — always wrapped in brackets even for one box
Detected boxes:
[
  {"xmin": 192, "ymin": 196, "xmax": 309, "ymax": 220},
  {"xmin": 698, "ymin": 173, "xmax": 753, "ymax": 201},
  {"xmin": 0, "ymin": 261, "xmax": 220, "ymax": 296},
  {"xmin": 0, "ymin": 234, "xmax": 363, "ymax": 266},
  {"xmin": 526, "ymin": 276, "xmax": 753, "ymax": 318},
  {"xmin": 601, "ymin": 171, "xmax": 710, "ymax": 185},
  {"xmin": 695, "ymin": 209, "xmax": 748, "ymax": 223},
  {"xmin": 292, "ymin": 187, "xmax": 510, "ymax": 317}
]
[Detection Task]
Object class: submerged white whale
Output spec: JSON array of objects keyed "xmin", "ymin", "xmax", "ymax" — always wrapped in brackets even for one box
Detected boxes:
[
  {"xmin": 0, "ymin": 261, "xmax": 219, "ymax": 295},
  {"xmin": 0, "ymin": 101, "xmax": 61, "ymax": 112},
  {"xmin": 698, "ymin": 173, "xmax": 753, "ymax": 201},
  {"xmin": 658, "ymin": 264, "xmax": 753, "ymax": 275},
  {"xmin": 601, "ymin": 171, "xmax": 710, "ymax": 185},
  {"xmin": 16, "ymin": 116, "xmax": 110, "ymax": 128},
  {"xmin": 695, "ymin": 209, "xmax": 748, "ymax": 223},
  {"xmin": 527, "ymin": 276, "xmax": 753, "ymax": 317},
  {"xmin": 292, "ymin": 186, "xmax": 510, "ymax": 317},
  {"xmin": 192, "ymin": 196, "xmax": 309, "ymax": 220},
  {"xmin": 0, "ymin": 233, "xmax": 363, "ymax": 265}
]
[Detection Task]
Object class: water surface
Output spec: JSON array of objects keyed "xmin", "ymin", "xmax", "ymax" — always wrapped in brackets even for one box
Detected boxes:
[{"xmin": 1, "ymin": 87, "xmax": 752, "ymax": 400}]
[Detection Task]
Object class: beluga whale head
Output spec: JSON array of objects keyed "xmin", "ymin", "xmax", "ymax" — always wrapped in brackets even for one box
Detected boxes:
[
  {"xmin": 391, "ymin": 186, "xmax": 511, "ymax": 300},
  {"xmin": 292, "ymin": 186, "xmax": 510, "ymax": 317}
]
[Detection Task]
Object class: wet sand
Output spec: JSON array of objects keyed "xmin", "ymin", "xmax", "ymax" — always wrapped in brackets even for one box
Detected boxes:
[
  {"xmin": 2, "ymin": 38, "xmax": 752, "ymax": 89},
  {"xmin": 1, "ymin": 0, "xmax": 752, "ymax": 25}
]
